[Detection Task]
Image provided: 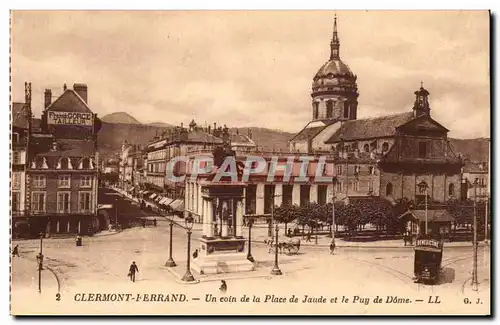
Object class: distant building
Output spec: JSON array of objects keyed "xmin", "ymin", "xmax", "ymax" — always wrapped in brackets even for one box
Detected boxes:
[
  {"xmin": 461, "ymin": 161, "xmax": 489, "ymax": 201},
  {"xmin": 19, "ymin": 83, "xmax": 102, "ymax": 237},
  {"xmin": 11, "ymin": 102, "xmax": 30, "ymax": 219}
]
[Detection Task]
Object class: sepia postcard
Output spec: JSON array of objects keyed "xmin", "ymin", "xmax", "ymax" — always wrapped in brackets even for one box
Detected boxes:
[{"xmin": 9, "ymin": 10, "xmax": 491, "ymax": 316}]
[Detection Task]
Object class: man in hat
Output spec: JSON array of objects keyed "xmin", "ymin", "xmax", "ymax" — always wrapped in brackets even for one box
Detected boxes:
[{"xmin": 128, "ymin": 261, "xmax": 139, "ymax": 282}]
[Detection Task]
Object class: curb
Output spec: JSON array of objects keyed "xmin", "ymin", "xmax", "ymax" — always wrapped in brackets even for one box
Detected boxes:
[
  {"xmin": 164, "ymin": 266, "xmax": 200, "ymax": 285},
  {"xmin": 251, "ymin": 239, "xmax": 482, "ymax": 249}
]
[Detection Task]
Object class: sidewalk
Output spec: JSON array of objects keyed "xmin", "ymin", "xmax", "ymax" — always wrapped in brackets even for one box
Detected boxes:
[{"xmin": 245, "ymin": 226, "xmax": 486, "ymax": 249}]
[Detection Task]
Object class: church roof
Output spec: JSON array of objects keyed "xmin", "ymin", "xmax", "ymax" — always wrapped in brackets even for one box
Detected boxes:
[
  {"xmin": 326, "ymin": 112, "xmax": 415, "ymax": 143},
  {"xmin": 230, "ymin": 133, "xmax": 254, "ymax": 145},
  {"xmin": 185, "ymin": 130, "xmax": 222, "ymax": 144},
  {"xmin": 12, "ymin": 102, "xmax": 29, "ymax": 129},
  {"xmin": 291, "ymin": 120, "xmax": 336, "ymax": 142}
]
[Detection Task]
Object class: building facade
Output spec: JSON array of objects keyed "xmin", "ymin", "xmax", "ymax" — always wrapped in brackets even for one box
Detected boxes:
[
  {"xmin": 20, "ymin": 83, "xmax": 102, "ymax": 237},
  {"xmin": 462, "ymin": 161, "xmax": 489, "ymax": 201},
  {"xmin": 11, "ymin": 101, "xmax": 30, "ymax": 220}
]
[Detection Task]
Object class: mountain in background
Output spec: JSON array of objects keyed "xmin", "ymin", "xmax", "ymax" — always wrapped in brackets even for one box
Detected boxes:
[
  {"xmin": 100, "ymin": 112, "xmax": 142, "ymax": 124},
  {"xmin": 148, "ymin": 122, "xmax": 174, "ymax": 127},
  {"xmin": 97, "ymin": 112, "xmax": 489, "ymax": 163}
]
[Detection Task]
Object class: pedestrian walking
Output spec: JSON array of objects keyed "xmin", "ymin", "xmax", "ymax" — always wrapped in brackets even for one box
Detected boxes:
[
  {"xmin": 403, "ymin": 231, "xmax": 408, "ymax": 246},
  {"xmin": 128, "ymin": 261, "xmax": 139, "ymax": 282},
  {"xmin": 329, "ymin": 240, "xmax": 336, "ymax": 255},
  {"xmin": 153, "ymin": 218, "xmax": 157, "ymax": 227},
  {"xmin": 142, "ymin": 219, "xmax": 146, "ymax": 228},
  {"xmin": 12, "ymin": 244, "xmax": 20, "ymax": 257},
  {"xmin": 193, "ymin": 249, "xmax": 199, "ymax": 259},
  {"xmin": 306, "ymin": 232, "xmax": 312, "ymax": 242},
  {"xmin": 219, "ymin": 280, "xmax": 227, "ymax": 293}
]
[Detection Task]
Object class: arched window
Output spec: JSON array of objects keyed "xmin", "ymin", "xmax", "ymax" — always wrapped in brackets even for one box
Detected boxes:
[
  {"xmin": 313, "ymin": 102, "xmax": 319, "ymax": 119},
  {"xmin": 343, "ymin": 103, "xmax": 349, "ymax": 118},
  {"xmin": 448, "ymin": 183, "xmax": 455, "ymax": 196},
  {"xmin": 82, "ymin": 158, "xmax": 91, "ymax": 169},
  {"xmin": 326, "ymin": 101, "xmax": 333, "ymax": 118},
  {"xmin": 386, "ymin": 182, "xmax": 393, "ymax": 196},
  {"xmin": 382, "ymin": 142, "xmax": 389, "ymax": 152},
  {"xmin": 363, "ymin": 144, "xmax": 370, "ymax": 152}
]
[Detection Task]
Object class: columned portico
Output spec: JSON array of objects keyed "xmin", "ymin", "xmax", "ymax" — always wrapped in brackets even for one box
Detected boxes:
[{"xmin": 192, "ymin": 180, "xmax": 254, "ymax": 275}]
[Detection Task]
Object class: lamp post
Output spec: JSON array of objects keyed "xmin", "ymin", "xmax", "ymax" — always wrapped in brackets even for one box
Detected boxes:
[
  {"xmin": 417, "ymin": 181, "xmax": 429, "ymax": 235},
  {"xmin": 115, "ymin": 197, "xmax": 119, "ymax": 226},
  {"xmin": 165, "ymin": 219, "xmax": 177, "ymax": 267},
  {"xmin": 331, "ymin": 190, "xmax": 336, "ymax": 245},
  {"xmin": 472, "ymin": 179, "xmax": 479, "ymax": 291},
  {"xmin": 181, "ymin": 216, "xmax": 195, "ymax": 282},
  {"xmin": 247, "ymin": 218, "xmax": 255, "ymax": 262},
  {"xmin": 270, "ymin": 224, "xmax": 282, "ymax": 275},
  {"xmin": 37, "ymin": 232, "xmax": 44, "ymax": 293}
]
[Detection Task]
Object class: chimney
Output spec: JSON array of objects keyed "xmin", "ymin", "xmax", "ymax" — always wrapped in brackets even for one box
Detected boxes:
[
  {"xmin": 73, "ymin": 83, "xmax": 88, "ymax": 104},
  {"xmin": 208, "ymin": 125, "xmax": 211, "ymax": 134},
  {"xmin": 214, "ymin": 122, "xmax": 217, "ymax": 133},
  {"xmin": 44, "ymin": 89, "xmax": 52, "ymax": 109}
]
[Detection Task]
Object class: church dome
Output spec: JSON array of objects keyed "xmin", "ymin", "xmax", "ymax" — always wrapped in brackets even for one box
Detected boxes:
[{"xmin": 311, "ymin": 17, "xmax": 358, "ymax": 97}]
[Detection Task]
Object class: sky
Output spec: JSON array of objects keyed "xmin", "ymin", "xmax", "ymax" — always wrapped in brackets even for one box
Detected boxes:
[{"xmin": 10, "ymin": 10, "xmax": 490, "ymax": 138}]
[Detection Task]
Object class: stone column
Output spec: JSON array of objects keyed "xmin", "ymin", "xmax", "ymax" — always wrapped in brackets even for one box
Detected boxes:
[
  {"xmin": 221, "ymin": 200, "xmax": 229, "ymax": 237},
  {"xmin": 310, "ymin": 184, "xmax": 318, "ymax": 203},
  {"xmin": 207, "ymin": 199, "xmax": 214, "ymax": 237},
  {"xmin": 274, "ymin": 184, "xmax": 283, "ymax": 207},
  {"xmin": 236, "ymin": 200, "xmax": 243, "ymax": 237},
  {"xmin": 292, "ymin": 184, "xmax": 301, "ymax": 206},
  {"xmin": 78, "ymin": 220, "xmax": 81, "ymax": 234},
  {"xmin": 256, "ymin": 183, "xmax": 265, "ymax": 215},
  {"xmin": 201, "ymin": 199, "xmax": 207, "ymax": 235}
]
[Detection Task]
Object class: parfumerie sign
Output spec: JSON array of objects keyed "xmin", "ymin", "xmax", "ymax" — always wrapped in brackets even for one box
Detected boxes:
[{"xmin": 48, "ymin": 111, "xmax": 93, "ymax": 126}]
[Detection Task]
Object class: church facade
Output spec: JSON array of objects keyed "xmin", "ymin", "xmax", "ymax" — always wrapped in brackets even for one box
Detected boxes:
[{"xmin": 290, "ymin": 17, "xmax": 463, "ymax": 208}]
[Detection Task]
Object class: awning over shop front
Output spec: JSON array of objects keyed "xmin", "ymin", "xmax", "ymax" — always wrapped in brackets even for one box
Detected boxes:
[
  {"xmin": 399, "ymin": 209, "xmax": 454, "ymax": 222},
  {"xmin": 160, "ymin": 197, "xmax": 173, "ymax": 206},
  {"xmin": 170, "ymin": 199, "xmax": 185, "ymax": 212},
  {"xmin": 149, "ymin": 193, "xmax": 157, "ymax": 199}
]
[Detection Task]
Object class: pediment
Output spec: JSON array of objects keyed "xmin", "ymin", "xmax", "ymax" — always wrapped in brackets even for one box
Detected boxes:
[{"xmin": 397, "ymin": 115, "xmax": 449, "ymax": 133}]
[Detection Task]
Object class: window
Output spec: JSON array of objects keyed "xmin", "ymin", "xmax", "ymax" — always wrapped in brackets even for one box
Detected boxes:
[
  {"xmin": 382, "ymin": 142, "xmax": 389, "ymax": 152},
  {"xmin": 313, "ymin": 102, "xmax": 319, "ymax": 119},
  {"xmin": 368, "ymin": 181, "xmax": 374, "ymax": 193},
  {"xmin": 11, "ymin": 192, "xmax": 20, "ymax": 211},
  {"xmin": 57, "ymin": 192, "xmax": 71, "ymax": 213},
  {"xmin": 363, "ymin": 144, "xmax": 370, "ymax": 152},
  {"xmin": 58, "ymin": 157, "xmax": 72, "ymax": 170},
  {"xmin": 264, "ymin": 185, "xmax": 275, "ymax": 214},
  {"xmin": 336, "ymin": 181, "xmax": 343, "ymax": 192},
  {"xmin": 343, "ymin": 104, "xmax": 349, "ymax": 118},
  {"xmin": 300, "ymin": 185, "xmax": 310, "ymax": 206},
  {"xmin": 58, "ymin": 175, "xmax": 71, "ymax": 188},
  {"xmin": 318, "ymin": 185, "xmax": 327, "ymax": 205},
  {"xmin": 12, "ymin": 151, "xmax": 20, "ymax": 164},
  {"xmin": 448, "ymin": 183, "xmax": 455, "ymax": 196},
  {"xmin": 354, "ymin": 180, "xmax": 359, "ymax": 192},
  {"xmin": 32, "ymin": 175, "xmax": 46, "ymax": 188},
  {"xmin": 354, "ymin": 165, "xmax": 360, "ymax": 174},
  {"xmin": 32, "ymin": 192, "xmax": 46, "ymax": 213},
  {"xmin": 418, "ymin": 141, "xmax": 429, "ymax": 159},
  {"xmin": 336, "ymin": 165, "xmax": 343, "ymax": 175},
  {"xmin": 80, "ymin": 175, "xmax": 92, "ymax": 188},
  {"xmin": 79, "ymin": 192, "xmax": 92, "ymax": 213},
  {"xmin": 12, "ymin": 133, "xmax": 20, "ymax": 144},
  {"xmin": 326, "ymin": 101, "xmax": 333, "ymax": 118},
  {"xmin": 368, "ymin": 166, "xmax": 375, "ymax": 175},
  {"xmin": 34, "ymin": 156, "xmax": 48, "ymax": 169},
  {"xmin": 80, "ymin": 158, "xmax": 91, "ymax": 169},
  {"xmin": 386, "ymin": 182, "xmax": 393, "ymax": 196},
  {"xmin": 12, "ymin": 172, "xmax": 21, "ymax": 190}
]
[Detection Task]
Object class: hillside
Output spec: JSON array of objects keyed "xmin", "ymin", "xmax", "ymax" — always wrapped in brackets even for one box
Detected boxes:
[
  {"xmin": 96, "ymin": 114, "xmax": 489, "ymax": 163},
  {"xmin": 101, "ymin": 112, "xmax": 142, "ymax": 124},
  {"xmin": 148, "ymin": 122, "xmax": 174, "ymax": 127},
  {"xmin": 449, "ymin": 138, "xmax": 490, "ymax": 162}
]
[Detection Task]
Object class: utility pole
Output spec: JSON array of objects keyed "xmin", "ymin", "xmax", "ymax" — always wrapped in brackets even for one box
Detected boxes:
[
  {"xmin": 425, "ymin": 186, "xmax": 428, "ymax": 235},
  {"xmin": 472, "ymin": 181, "xmax": 478, "ymax": 291}
]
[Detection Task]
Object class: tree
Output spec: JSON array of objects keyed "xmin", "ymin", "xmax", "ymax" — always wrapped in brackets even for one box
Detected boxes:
[{"xmin": 274, "ymin": 203, "xmax": 298, "ymax": 235}]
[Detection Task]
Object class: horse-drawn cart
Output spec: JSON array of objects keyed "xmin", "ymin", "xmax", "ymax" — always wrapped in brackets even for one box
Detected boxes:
[{"xmin": 265, "ymin": 238, "xmax": 301, "ymax": 255}]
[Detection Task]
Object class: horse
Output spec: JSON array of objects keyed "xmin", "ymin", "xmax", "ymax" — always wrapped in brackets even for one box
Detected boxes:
[{"xmin": 264, "ymin": 238, "xmax": 284, "ymax": 254}]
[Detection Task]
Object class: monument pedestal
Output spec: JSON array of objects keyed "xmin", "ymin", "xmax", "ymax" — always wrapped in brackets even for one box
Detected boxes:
[{"xmin": 192, "ymin": 237, "xmax": 255, "ymax": 275}]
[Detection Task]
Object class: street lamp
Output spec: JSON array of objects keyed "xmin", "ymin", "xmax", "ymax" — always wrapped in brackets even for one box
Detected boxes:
[
  {"xmin": 472, "ymin": 179, "xmax": 479, "ymax": 291},
  {"xmin": 37, "ymin": 232, "xmax": 44, "ymax": 293},
  {"xmin": 115, "ymin": 197, "xmax": 119, "ymax": 227},
  {"xmin": 181, "ymin": 216, "xmax": 195, "ymax": 282},
  {"xmin": 247, "ymin": 218, "xmax": 255, "ymax": 262},
  {"xmin": 165, "ymin": 218, "xmax": 177, "ymax": 267},
  {"xmin": 417, "ymin": 181, "xmax": 429, "ymax": 235},
  {"xmin": 270, "ymin": 224, "xmax": 282, "ymax": 275}
]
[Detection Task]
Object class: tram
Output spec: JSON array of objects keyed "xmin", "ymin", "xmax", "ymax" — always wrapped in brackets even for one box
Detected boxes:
[{"xmin": 413, "ymin": 233, "xmax": 443, "ymax": 284}]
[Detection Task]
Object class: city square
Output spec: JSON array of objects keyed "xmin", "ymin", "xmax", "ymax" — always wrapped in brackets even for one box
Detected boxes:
[{"xmin": 10, "ymin": 11, "xmax": 491, "ymax": 315}]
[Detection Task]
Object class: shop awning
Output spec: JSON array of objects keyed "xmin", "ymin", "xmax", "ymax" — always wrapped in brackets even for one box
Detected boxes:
[
  {"xmin": 149, "ymin": 193, "xmax": 157, "ymax": 199},
  {"xmin": 170, "ymin": 199, "xmax": 185, "ymax": 212},
  {"xmin": 160, "ymin": 197, "xmax": 174, "ymax": 205},
  {"xmin": 155, "ymin": 196, "xmax": 163, "ymax": 202}
]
